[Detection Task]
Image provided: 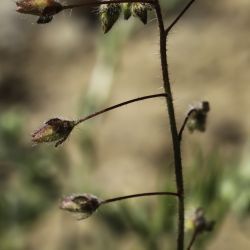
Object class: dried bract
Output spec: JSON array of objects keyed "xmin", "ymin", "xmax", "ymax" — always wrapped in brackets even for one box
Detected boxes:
[
  {"xmin": 31, "ymin": 118, "xmax": 75, "ymax": 147},
  {"xmin": 60, "ymin": 194, "xmax": 102, "ymax": 220},
  {"xmin": 99, "ymin": 3, "xmax": 121, "ymax": 34}
]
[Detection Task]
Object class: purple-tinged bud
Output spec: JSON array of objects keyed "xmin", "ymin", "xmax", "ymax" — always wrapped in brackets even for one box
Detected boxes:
[
  {"xmin": 31, "ymin": 118, "xmax": 75, "ymax": 147},
  {"xmin": 191, "ymin": 208, "xmax": 215, "ymax": 233},
  {"xmin": 60, "ymin": 194, "xmax": 102, "ymax": 220},
  {"xmin": 187, "ymin": 101, "xmax": 210, "ymax": 133}
]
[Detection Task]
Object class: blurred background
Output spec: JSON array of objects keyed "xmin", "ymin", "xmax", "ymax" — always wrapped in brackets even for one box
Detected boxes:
[{"xmin": 0, "ymin": 0, "xmax": 250, "ymax": 249}]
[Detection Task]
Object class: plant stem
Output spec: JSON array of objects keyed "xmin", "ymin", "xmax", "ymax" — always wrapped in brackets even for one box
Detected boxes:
[
  {"xmin": 62, "ymin": 0, "xmax": 154, "ymax": 10},
  {"xmin": 102, "ymin": 192, "xmax": 178, "ymax": 204},
  {"xmin": 178, "ymin": 109, "xmax": 196, "ymax": 141},
  {"xmin": 154, "ymin": 1, "xmax": 185, "ymax": 249},
  {"xmin": 165, "ymin": 0, "xmax": 197, "ymax": 35},
  {"xmin": 74, "ymin": 93, "xmax": 167, "ymax": 126}
]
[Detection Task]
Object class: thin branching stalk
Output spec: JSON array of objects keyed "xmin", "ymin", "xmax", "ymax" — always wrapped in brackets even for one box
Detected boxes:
[
  {"xmin": 165, "ymin": 0, "xmax": 197, "ymax": 35},
  {"xmin": 178, "ymin": 109, "xmax": 196, "ymax": 142},
  {"xmin": 187, "ymin": 229, "xmax": 198, "ymax": 250},
  {"xmin": 102, "ymin": 192, "xmax": 179, "ymax": 204},
  {"xmin": 74, "ymin": 93, "xmax": 167, "ymax": 126}
]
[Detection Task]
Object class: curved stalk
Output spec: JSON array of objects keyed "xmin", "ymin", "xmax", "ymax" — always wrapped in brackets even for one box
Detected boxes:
[
  {"xmin": 165, "ymin": 0, "xmax": 197, "ymax": 35},
  {"xmin": 74, "ymin": 93, "xmax": 167, "ymax": 126},
  {"xmin": 102, "ymin": 192, "xmax": 178, "ymax": 204},
  {"xmin": 178, "ymin": 109, "xmax": 196, "ymax": 141},
  {"xmin": 187, "ymin": 229, "xmax": 198, "ymax": 250}
]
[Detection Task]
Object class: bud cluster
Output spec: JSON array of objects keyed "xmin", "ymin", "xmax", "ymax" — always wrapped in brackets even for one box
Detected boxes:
[
  {"xmin": 16, "ymin": 1, "xmax": 153, "ymax": 26},
  {"xmin": 100, "ymin": 2, "xmax": 153, "ymax": 33}
]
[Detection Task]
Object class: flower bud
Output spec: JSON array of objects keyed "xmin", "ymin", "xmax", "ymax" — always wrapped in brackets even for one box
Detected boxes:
[
  {"xmin": 187, "ymin": 101, "xmax": 210, "ymax": 133},
  {"xmin": 60, "ymin": 194, "xmax": 101, "ymax": 220},
  {"xmin": 99, "ymin": 3, "xmax": 121, "ymax": 34},
  {"xmin": 131, "ymin": 3, "xmax": 152, "ymax": 25},
  {"xmin": 31, "ymin": 118, "xmax": 75, "ymax": 147},
  {"xmin": 122, "ymin": 3, "xmax": 132, "ymax": 20}
]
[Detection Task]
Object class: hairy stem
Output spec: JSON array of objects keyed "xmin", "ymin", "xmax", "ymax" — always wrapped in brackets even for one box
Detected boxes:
[
  {"xmin": 102, "ymin": 192, "xmax": 178, "ymax": 204},
  {"xmin": 74, "ymin": 93, "xmax": 167, "ymax": 126},
  {"xmin": 165, "ymin": 0, "xmax": 197, "ymax": 35},
  {"xmin": 154, "ymin": 1, "xmax": 185, "ymax": 249}
]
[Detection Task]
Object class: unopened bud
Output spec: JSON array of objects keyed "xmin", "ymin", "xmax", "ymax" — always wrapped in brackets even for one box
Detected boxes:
[
  {"xmin": 31, "ymin": 118, "xmax": 75, "ymax": 147},
  {"xmin": 123, "ymin": 3, "xmax": 132, "ymax": 20},
  {"xmin": 60, "ymin": 194, "xmax": 101, "ymax": 220},
  {"xmin": 131, "ymin": 3, "xmax": 152, "ymax": 25},
  {"xmin": 99, "ymin": 3, "xmax": 121, "ymax": 34},
  {"xmin": 187, "ymin": 101, "xmax": 210, "ymax": 133}
]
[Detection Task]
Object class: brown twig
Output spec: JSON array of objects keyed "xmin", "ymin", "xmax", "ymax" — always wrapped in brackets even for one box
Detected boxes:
[
  {"xmin": 165, "ymin": 0, "xmax": 197, "ymax": 35},
  {"xmin": 74, "ymin": 93, "xmax": 167, "ymax": 126}
]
